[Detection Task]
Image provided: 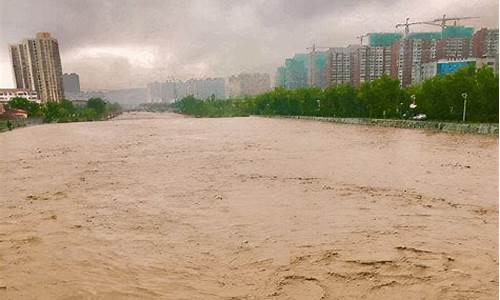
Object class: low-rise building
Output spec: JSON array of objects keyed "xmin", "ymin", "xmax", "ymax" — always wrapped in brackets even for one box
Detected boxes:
[
  {"xmin": 0, "ymin": 105, "xmax": 28, "ymax": 120},
  {"xmin": 0, "ymin": 88, "xmax": 40, "ymax": 104},
  {"xmin": 420, "ymin": 57, "xmax": 497, "ymax": 82}
]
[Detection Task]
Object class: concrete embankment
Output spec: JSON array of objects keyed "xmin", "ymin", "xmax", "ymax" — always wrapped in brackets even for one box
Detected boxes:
[{"xmin": 262, "ymin": 115, "xmax": 499, "ymax": 135}]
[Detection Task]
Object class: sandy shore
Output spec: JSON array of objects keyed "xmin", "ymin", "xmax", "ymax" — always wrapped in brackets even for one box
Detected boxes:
[{"xmin": 0, "ymin": 112, "xmax": 498, "ymax": 299}]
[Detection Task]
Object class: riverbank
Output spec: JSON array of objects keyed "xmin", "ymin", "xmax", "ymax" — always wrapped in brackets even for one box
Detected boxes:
[
  {"xmin": 260, "ymin": 115, "xmax": 499, "ymax": 135},
  {"xmin": 0, "ymin": 117, "xmax": 44, "ymax": 132},
  {"xmin": 0, "ymin": 112, "xmax": 123, "ymax": 133}
]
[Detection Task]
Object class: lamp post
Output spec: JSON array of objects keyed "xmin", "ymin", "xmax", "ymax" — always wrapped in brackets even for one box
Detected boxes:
[
  {"xmin": 409, "ymin": 94, "xmax": 417, "ymax": 119},
  {"xmin": 461, "ymin": 93, "xmax": 468, "ymax": 123}
]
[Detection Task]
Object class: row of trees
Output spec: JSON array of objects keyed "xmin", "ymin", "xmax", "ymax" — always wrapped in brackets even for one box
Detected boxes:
[
  {"xmin": 172, "ymin": 66, "xmax": 498, "ymax": 123},
  {"xmin": 7, "ymin": 97, "xmax": 122, "ymax": 123},
  {"xmin": 171, "ymin": 95, "xmax": 251, "ymax": 117}
]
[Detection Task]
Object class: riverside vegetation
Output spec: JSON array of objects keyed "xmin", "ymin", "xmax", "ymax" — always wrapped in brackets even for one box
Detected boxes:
[{"xmin": 172, "ymin": 66, "xmax": 499, "ymax": 123}]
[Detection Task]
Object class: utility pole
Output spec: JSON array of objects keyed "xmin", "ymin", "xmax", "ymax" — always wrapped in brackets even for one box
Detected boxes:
[{"xmin": 462, "ymin": 93, "xmax": 468, "ymax": 122}]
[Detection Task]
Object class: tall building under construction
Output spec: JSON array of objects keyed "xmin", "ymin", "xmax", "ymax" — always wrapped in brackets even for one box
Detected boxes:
[
  {"xmin": 10, "ymin": 32, "xmax": 64, "ymax": 103},
  {"xmin": 278, "ymin": 25, "xmax": 498, "ymax": 90}
]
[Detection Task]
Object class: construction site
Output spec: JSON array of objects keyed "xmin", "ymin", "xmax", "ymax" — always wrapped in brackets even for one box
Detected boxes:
[{"xmin": 276, "ymin": 14, "xmax": 498, "ymax": 90}]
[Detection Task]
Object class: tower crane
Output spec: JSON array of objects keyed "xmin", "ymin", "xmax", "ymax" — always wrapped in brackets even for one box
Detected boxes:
[
  {"xmin": 306, "ymin": 43, "xmax": 330, "ymax": 53},
  {"xmin": 306, "ymin": 44, "xmax": 331, "ymax": 87},
  {"xmin": 396, "ymin": 17, "xmax": 441, "ymax": 38},
  {"xmin": 356, "ymin": 34, "xmax": 370, "ymax": 46},
  {"xmin": 432, "ymin": 14, "xmax": 479, "ymax": 30}
]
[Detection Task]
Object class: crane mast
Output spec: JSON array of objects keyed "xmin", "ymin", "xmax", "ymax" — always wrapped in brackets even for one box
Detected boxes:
[{"xmin": 306, "ymin": 43, "xmax": 330, "ymax": 87}]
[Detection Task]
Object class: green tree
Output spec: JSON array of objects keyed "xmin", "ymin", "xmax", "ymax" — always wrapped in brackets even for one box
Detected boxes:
[
  {"xmin": 8, "ymin": 97, "xmax": 40, "ymax": 117},
  {"xmin": 40, "ymin": 100, "xmax": 75, "ymax": 122},
  {"xmin": 169, "ymin": 67, "xmax": 498, "ymax": 123},
  {"xmin": 322, "ymin": 85, "xmax": 359, "ymax": 117},
  {"xmin": 87, "ymin": 98, "xmax": 107, "ymax": 116},
  {"xmin": 358, "ymin": 75, "xmax": 402, "ymax": 118}
]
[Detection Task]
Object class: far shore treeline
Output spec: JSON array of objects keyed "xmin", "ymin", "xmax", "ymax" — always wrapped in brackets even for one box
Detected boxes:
[
  {"xmin": 171, "ymin": 66, "xmax": 499, "ymax": 123},
  {"xmin": 6, "ymin": 97, "xmax": 121, "ymax": 123}
]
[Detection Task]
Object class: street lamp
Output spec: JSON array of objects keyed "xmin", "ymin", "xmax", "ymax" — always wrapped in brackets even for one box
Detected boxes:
[
  {"xmin": 409, "ymin": 94, "xmax": 417, "ymax": 116},
  {"xmin": 461, "ymin": 93, "xmax": 468, "ymax": 123},
  {"xmin": 410, "ymin": 94, "xmax": 417, "ymax": 109}
]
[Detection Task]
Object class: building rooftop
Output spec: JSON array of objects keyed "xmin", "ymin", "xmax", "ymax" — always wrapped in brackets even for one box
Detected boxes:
[
  {"xmin": 0, "ymin": 88, "xmax": 37, "ymax": 93},
  {"xmin": 35, "ymin": 32, "xmax": 52, "ymax": 39},
  {"xmin": 369, "ymin": 32, "xmax": 403, "ymax": 47}
]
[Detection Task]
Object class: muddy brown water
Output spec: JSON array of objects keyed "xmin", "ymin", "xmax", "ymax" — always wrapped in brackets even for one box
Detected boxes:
[{"xmin": 0, "ymin": 112, "xmax": 498, "ymax": 299}]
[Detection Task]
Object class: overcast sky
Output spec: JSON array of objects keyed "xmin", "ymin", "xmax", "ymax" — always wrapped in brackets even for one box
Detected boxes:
[{"xmin": 0, "ymin": 0, "xmax": 498, "ymax": 90}]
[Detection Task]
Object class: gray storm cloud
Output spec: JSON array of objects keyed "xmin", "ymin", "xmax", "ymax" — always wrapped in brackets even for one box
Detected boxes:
[{"xmin": 0, "ymin": 0, "xmax": 498, "ymax": 89}]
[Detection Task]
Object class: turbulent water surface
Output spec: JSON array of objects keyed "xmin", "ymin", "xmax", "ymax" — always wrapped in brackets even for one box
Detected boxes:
[{"xmin": 0, "ymin": 112, "xmax": 498, "ymax": 299}]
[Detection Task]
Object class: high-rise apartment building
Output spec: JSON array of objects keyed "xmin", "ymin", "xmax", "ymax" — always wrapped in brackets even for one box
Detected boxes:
[
  {"xmin": 436, "ymin": 38, "xmax": 471, "ymax": 60},
  {"xmin": 472, "ymin": 28, "xmax": 499, "ymax": 58},
  {"xmin": 326, "ymin": 46, "xmax": 358, "ymax": 86},
  {"xmin": 433, "ymin": 26, "xmax": 474, "ymax": 60},
  {"xmin": 275, "ymin": 53, "xmax": 309, "ymax": 90},
  {"xmin": 62, "ymin": 73, "xmax": 80, "ymax": 94},
  {"xmin": 392, "ymin": 27, "xmax": 478, "ymax": 86},
  {"xmin": 226, "ymin": 73, "xmax": 271, "ymax": 98},
  {"xmin": 146, "ymin": 81, "xmax": 177, "ymax": 103},
  {"xmin": 410, "ymin": 39, "xmax": 437, "ymax": 85},
  {"xmin": 146, "ymin": 78, "xmax": 225, "ymax": 103},
  {"xmin": 368, "ymin": 46, "xmax": 393, "ymax": 79},
  {"xmin": 308, "ymin": 51, "xmax": 329, "ymax": 89},
  {"xmin": 352, "ymin": 45, "xmax": 393, "ymax": 87},
  {"xmin": 350, "ymin": 33, "xmax": 402, "ymax": 87},
  {"xmin": 275, "ymin": 66, "xmax": 286, "ymax": 88},
  {"xmin": 393, "ymin": 38, "xmax": 438, "ymax": 86},
  {"xmin": 353, "ymin": 47, "xmax": 369, "ymax": 86},
  {"xmin": 185, "ymin": 78, "xmax": 225, "ymax": 100},
  {"xmin": 10, "ymin": 32, "xmax": 64, "ymax": 102}
]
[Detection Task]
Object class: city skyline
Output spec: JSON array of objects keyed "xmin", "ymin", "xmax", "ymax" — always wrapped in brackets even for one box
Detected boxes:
[{"xmin": 0, "ymin": 0, "xmax": 498, "ymax": 90}]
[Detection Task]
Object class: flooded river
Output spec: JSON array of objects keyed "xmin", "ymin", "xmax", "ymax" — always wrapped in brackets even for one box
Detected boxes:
[{"xmin": 0, "ymin": 112, "xmax": 497, "ymax": 299}]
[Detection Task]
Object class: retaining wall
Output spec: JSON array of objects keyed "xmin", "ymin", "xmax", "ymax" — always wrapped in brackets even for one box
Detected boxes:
[{"xmin": 262, "ymin": 115, "xmax": 498, "ymax": 135}]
